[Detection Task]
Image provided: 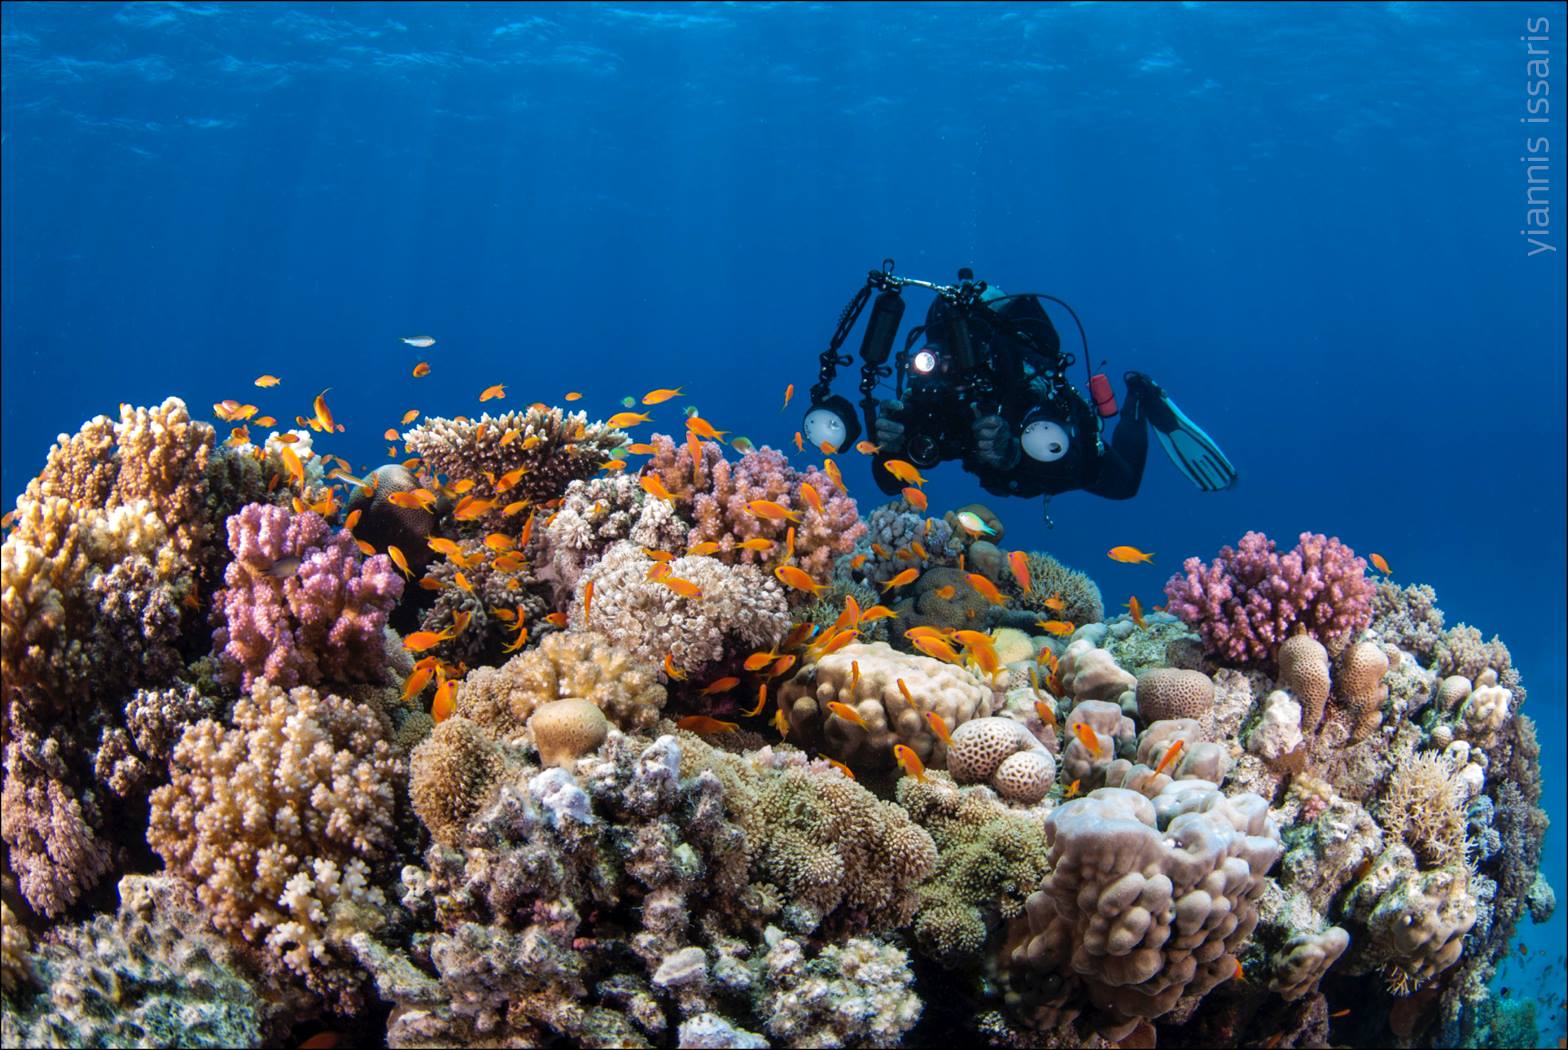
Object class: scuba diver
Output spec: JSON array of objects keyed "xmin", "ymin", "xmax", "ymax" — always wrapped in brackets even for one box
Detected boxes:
[{"xmin": 800, "ymin": 261, "xmax": 1237, "ymax": 525}]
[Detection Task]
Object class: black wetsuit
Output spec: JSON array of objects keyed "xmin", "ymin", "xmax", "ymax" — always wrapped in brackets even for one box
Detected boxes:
[{"xmin": 871, "ymin": 294, "xmax": 1150, "ymax": 501}]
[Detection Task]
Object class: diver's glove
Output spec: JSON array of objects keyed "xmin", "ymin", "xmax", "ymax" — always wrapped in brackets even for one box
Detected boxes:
[
  {"xmin": 972, "ymin": 415, "xmax": 1019, "ymax": 470},
  {"xmin": 873, "ymin": 400, "xmax": 907, "ymax": 453}
]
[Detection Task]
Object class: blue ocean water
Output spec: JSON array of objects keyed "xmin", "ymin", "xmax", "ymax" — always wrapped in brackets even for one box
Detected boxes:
[{"xmin": 1, "ymin": 0, "xmax": 1562, "ymax": 1040}]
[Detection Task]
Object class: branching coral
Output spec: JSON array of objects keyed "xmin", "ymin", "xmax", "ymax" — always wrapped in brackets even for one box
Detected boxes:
[
  {"xmin": 211, "ymin": 503, "xmax": 404, "ymax": 690},
  {"xmin": 404, "ymin": 405, "xmax": 625, "ymax": 513},
  {"xmin": 1164, "ymin": 531, "xmax": 1374, "ymax": 665},
  {"xmin": 570, "ymin": 540, "xmax": 791, "ymax": 679},
  {"xmin": 147, "ymin": 680, "xmax": 405, "ymax": 1010},
  {"xmin": 1376, "ymin": 747, "xmax": 1470, "ymax": 867},
  {"xmin": 539, "ymin": 472, "xmax": 689, "ymax": 595},
  {"xmin": 644, "ymin": 434, "xmax": 865, "ymax": 578},
  {"xmin": 1014, "ymin": 551, "xmax": 1105, "ymax": 625}
]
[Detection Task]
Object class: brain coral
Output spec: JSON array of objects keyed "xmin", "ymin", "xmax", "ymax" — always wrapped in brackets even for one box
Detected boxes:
[
  {"xmin": 947, "ymin": 717, "xmax": 1056, "ymax": 804},
  {"xmin": 1134, "ymin": 668, "xmax": 1214, "ymax": 724},
  {"xmin": 776, "ymin": 641, "xmax": 994, "ymax": 769},
  {"xmin": 147, "ymin": 680, "xmax": 404, "ymax": 1011},
  {"xmin": 571, "ymin": 540, "xmax": 791, "ymax": 680}
]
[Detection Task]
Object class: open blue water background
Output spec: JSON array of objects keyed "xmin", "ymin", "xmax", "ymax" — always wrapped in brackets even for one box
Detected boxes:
[{"xmin": 3, "ymin": 1, "xmax": 1563, "ymax": 1035}]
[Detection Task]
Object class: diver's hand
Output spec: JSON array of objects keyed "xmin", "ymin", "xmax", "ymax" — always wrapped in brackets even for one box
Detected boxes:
[
  {"xmin": 873, "ymin": 400, "xmax": 906, "ymax": 453},
  {"xmin": 972, "ymin": 415, "xmax": 1017, "ymax": 470}
]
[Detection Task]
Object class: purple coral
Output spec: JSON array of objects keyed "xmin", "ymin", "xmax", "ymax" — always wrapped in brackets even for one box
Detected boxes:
[
  {"xmin": 645, "ymin": 434, "xmax": 865, "ymax": 578},
  {"xmin": 1163, "ymin": 531, "xmax": 1374, "ymax": 666},
  {"xmin": 213, "ymin": 503, "xmax": 404, "ymax": 689}
]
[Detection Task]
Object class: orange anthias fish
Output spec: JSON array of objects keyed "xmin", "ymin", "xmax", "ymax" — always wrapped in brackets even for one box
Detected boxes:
[
  {"xmin": 254, "ymin": 374, "xmax": 281, "ymax": 387},
  {"xmin": 851, "ymin": 661, "xmax": 862, "ymax": 692},
  {"xmin": 427, "ymin": 536, "xmax": 464, "ymax": 558},
  {"xmin": 858, "ymin": 604, "xmax": 897, "ymax": 623},
  {"xmin": 1037, "ymin": 620, "xmax": 1074, "ymax": 637},
  {"xmin": 912, "ymin": 634, "xmax": 961, "ymax": 664},
  {"xmin": 607, "ymin": 411, "xmax": 653, "ymax": 428},
  {"xmin": 431, "ymin": 673, "xmax": 457, "ymax": 723},
  {"xmin": 799, "ymin": 481, "xmax": 824, "ymax": 515},
  {"xmin": 403, "ymin": 627, "xmax": 454, "ymax": 652},
  {"xmin": 881, "ymin": 567, "xmax": 918, "ymax": 592},
  {"xmin": 1063, "ymin": 778, "xmax": 1082, "ymax": 799},
  {"xmin": 312, "ymin": 389, "xmax": 337, "ymax": 432},
  {"xmin": 1034, "ymin": 697, "xmax": 1058, "ymax": 729},
  {"xmin": 1107, "ymin": 545, "xmax": 1155, "ymax": 564},
  {"xmin": 965, "ymin": 572, "xmax": 1007, "ymax": 606},
  {"xmin": 827, "ymin": 701, "xmax": 870, "ymax": 730},
  {"xmin": 386, "ymin": 545, "xmax": 414, "ymax": 578},
  {"xmin": 640, "ymin": 474, "xmax": 677, "ymax": 501},
  {"xmin": 412, "ymin": 362, "xmax": 431, "ymax": 377},
  {"xmin": 700, "ymin": 676, "xmax": 740, "ymax": 695},
  {"xmin": 676, "ymin": 715, "xmax": 739, "ymax": 735},
  {"xmin": 401, "ymin": 660, "xmax": 436, "ymax": 702},
  {"xmin": 768, "ymin": 654, "xmax": 797, "ymax": 677},
  {"xmin": 1153, "ymin": 738, "xmax": 1185, "ymax": 777},
  {"xmin": 892, "ymin": 743, "xmax": 928, "ymax": 782},
  {"xmin": 389, "ymin": 491, "xmax": 435, "ymax": 513},
  {"xmin": 686, "ymin": 541, "xmax": 721, "ymax": 557},
  {"xmin": 344, "ymin": 508, "xmax": 362, "ymax": 531},
  {"xmin": 453, "ymin": 497, "xmax": 498, "ymax": 521},
  {"xmin": 1008, "ymin": 550, "xmax": 1032, "ymax": 592},
  {"xmin": 642, "ymin": 387, "xmax": 684, "ymax": 405},
  {"xmin": 1042, "ymin": 592, "xmax": 1067, "ymax": 612},
  {"xmin": 484, "ymin": 533, "xmax": 516, "ymax": 552},
  {"xmin": 659, "ymin": 576, "xmax": 702, "ymax": 599},
  {"xmin": 896, "ymin": 678, "xmax": 915, "ymax": 708},
  {"xmin": 901, "ymin": 486, "xmax": 928, "ymax": 511},
  {"xmin": 685, "ymin": 416, "xmax": 727, "ymax": 441},
  {"xmin": 822, "ymin": 457, "xmax": 844, "ymax": 491},
  {"xmin": 854, "ymin": 440, "xmax": 881, "ymax": 455},
  {"xmin": 1126, "ymin": 595, "xmax": 1146, "ymax": 629},
  {"xmin": 279, "ymin": 444, "xmax": 306, "ymax": 487},
  {"xmin": 933, "ymin": 585, "xmax": 957, "ymax": 600},
  {"xmin": 780, "ymin": 383, "xmax": 793, "ymax": 409},
  {"xmin": 775, "ymin": 565, "xmax": 825, "ymax": 595},
  {"xmin": 741, "ymin": 682, "xmax": 769, "ymax": 717},
  {"xmin": 1072, "ymin": 722, "xmax": 1103, "ymax": 760},
  {"xmin": 793, "ymin": 431, "xmax": 804, "ymax": 452},
  {"xmin": 825, "ymin": 758, "xmax": 855, "ymax": 780},
  {"xmin": 1369, "ymin": 552, "xmax": 1391, "ymax": 575},
  {"xmin": 737, "ymin": 537, "xmax": 775, "ymax": 553},
  {"xmin": 401, "ymin": 408, "xmax": 420, "ymax": 424},
  {"xmin": 745, "ymin": 499, "xmax": 799, "ymax": 523},
  {"xmin": 583, "ymin": 579, "xmax": 595, "ymax": 626},
  {"xmin": 773, "ymin": 707, "xmax": 791, "ymax": 739},
  {"xmin": 924, "ymin": 710, "xmax": 954, "ymax": 747},
  {"xmin": 744, "ymin": 650, "xmax": 780, "ymax": 672},
  {"xmin": 663, "ymin": 653, "xmax": 686, "ymax": 680},
  {"xmin": 883, "ymin": 459, "xmax": 926, "ymax": 487}
]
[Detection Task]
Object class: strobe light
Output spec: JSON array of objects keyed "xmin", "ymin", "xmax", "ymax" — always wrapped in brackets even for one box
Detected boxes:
[{"xmin": 912, "ymin": 347, "xmax": 939, "ymax": 375}]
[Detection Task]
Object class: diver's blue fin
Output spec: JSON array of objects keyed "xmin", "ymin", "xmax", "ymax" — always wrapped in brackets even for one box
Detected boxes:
[{"xmin": 1136, "ymin": 377, "xmax": 1237, "ymax": 492}]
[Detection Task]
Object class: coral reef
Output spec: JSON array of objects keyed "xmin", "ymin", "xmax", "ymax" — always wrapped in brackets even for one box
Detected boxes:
[
  {"xmin": 147, "ymin": 680, "xmax": 405, "ymax": 1010},
  {"xmin": 212, "ymin": 503, "xmax": 404, "ymax": 690},
  {"xmin": 777, "ymin": 640, "xmax": 994, "ymax": 770},
  {"xmin": 645, "ymin": 434, "xmax": 866, "ymax": 579},
  {"xmin": 1164, "ymin": 531, "xmax": 1375, "ymax": 665},
  {"xmin": 1, "ymin": 874, "xmax": 284, "ymax": 1048},
  {"xmin": 571, "ymin": 540, "xmax": 792, "ymax": 679}
]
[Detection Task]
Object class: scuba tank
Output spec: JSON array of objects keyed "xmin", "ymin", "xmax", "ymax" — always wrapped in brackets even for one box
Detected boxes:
[{"xmin": 1089, "ymin": 372, "xmax": 1117, "ymax": 417}]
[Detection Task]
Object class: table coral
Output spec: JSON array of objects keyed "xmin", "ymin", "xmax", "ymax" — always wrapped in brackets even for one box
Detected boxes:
[
  {"xmin": 212, "ymin": 503, "xmax": 404, "ymax": 690},
  {"xmin": 1164, "ymin": 531, "xmax": 1375, "ymax": 666},
  {"xmin": 147, "ymin": 680, "xmax": 405, "ymax": 1011}
]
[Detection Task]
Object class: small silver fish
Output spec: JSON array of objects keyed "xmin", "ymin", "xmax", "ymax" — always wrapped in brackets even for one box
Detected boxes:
[
  {"xmin": 401, "ymin": 336, "xmax": 437, "ymax": 348},
  {"xmin": 266, "ymin": 556, "xmax": 302, "ymax": 579}
]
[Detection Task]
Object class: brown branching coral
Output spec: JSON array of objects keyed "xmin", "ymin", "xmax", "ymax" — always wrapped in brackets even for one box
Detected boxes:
[
  {"xmin": 147, "ymin": 680, "xmax": 405, "ymax": 1011},
  {"xmin": 1376, "ymin": 747, "xmax": 1470, "ymax": 867}
]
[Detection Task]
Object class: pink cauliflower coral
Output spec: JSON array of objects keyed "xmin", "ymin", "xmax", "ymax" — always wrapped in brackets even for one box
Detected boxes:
[
  {"xmin": 213, "ymin": 503, "xmax": 404, "ymax": 689},
  {"xmin": 644, "ymin": 434, "xmax": 864, "ymax": 579},
  {"xmin": 1164, "ymin": 530, "xmax": 1373, "ymax": 666}
]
